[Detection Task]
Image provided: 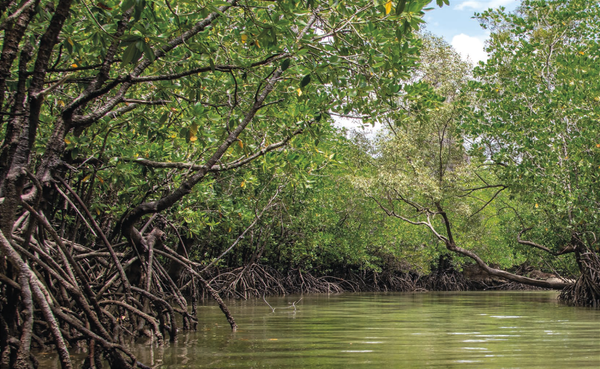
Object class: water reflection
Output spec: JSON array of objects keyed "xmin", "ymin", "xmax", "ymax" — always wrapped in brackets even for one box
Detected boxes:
[{"xmin": 38, "ymin": 291, "xmax": 600, "ymax": 368}]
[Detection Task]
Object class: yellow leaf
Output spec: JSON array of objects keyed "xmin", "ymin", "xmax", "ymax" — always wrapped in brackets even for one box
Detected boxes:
[
  {"xmin": 67, "ymin": 38, "xmax": 74, "ymax": 46},
  {"xmin": 82, "ymin": 174, "xmax": 91, "ymax": 182},
  {"xmin": 71, "ymin": 63, "xmax": 78, "ymax": 68},
  {"xmin": 596, "ymin": 144, "xmax": 600, "ymax": 148},
  {"xmin": 228, "ymin": 227, "xmax": 231, "ymax": 233},
  {"xmin": 269, "ymin": 338, "xmax": 278, "ymax": 341},
  {"xmin": 535, "ymin": 203, "xmax": 538, "ymax": 208},
  {"xmin": 579, "ymin": 51, "xmax": 585, "ymax": 55},
  {"xmin": 58, "ymin": 100, "xmax": 65, "ymax": 107},
  {"xmin": 255, "ymin": 40, "xmax": 260, "ymax": 48},
  {"xmin": 96, "ymin": 209, "xmax": 101, "ymax": 215},
  {"xmin": 297, "ymin": 88, "xmax": 302, "ymax": 96},
  {"xmin": 385, "ymin": 1, "xmax": 392, "ymax": 14},
  {"xmin": 241, "ymin": 34, "xmax": 247, "ymax": 43},
  {"xmin": 189, "ymin": 122, "xmax": 198, "ymax": 142},
  {"xmin": 241, "ymin": 180, "xmax": 246, "ymax": 188},
  {"xmin": 64, "ymin": 137, "xmax": 71, "ymax": 144},
  {"xmin": 145, "ymin": 37, "xmax": 149, "ymax": 42},
  {"xmin": 239, "ymin": 140, "xmax": 243, "ymax": 149}
]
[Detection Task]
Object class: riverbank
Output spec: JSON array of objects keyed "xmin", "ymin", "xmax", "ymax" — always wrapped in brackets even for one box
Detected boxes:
[{"xmin": 196, "ymin": 262, "xmax": 561, "ymax": 301}]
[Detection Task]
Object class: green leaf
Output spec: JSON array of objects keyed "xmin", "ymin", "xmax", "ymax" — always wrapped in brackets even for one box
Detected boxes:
[
  {"xmin": 281, "ymin": 58, "xmax": 291, "ymax": 71},
  {"xmin": 133, "ymin": 0, "xmax": 146, "ymax": 21},
  {"xmin": 121, "ymin": 0, "xmax": 135, "ymax": 11},
  {"xmin": 159, "ymin": 112, "xmax": 168, "ymax": 125},
  {"xmin": 210, "ymin": 0, "xmax": 231, "ymax": 6},
  {"xmin": 396, "ymin": 0, "xmax": 407, "ymax": 15},
  {"xmin": 300, "ymin": 74, "xmax": 311, "ymax": 88},
  {"xmin": 64, "ymin": 38, "xmax": 73, "ymax": 54},
  {"xmin": 141, "ymin": 40, "xmax": 155, "ymax": 62},
  {"xmin": 179, "ymin": 128, "xmax": 188, "ymax": 139},
  {"xmin": 121, "ymin": 43, "xmax": 139, "ymax": 66}
]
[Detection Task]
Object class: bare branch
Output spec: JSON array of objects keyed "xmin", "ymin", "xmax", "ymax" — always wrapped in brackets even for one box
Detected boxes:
[
  {"xmin": 468, "ymin": 186, "xmax": 506, "ymax": 218},
  {"xmin": 517, "ymin": 227, "xmax": 556, "ymax": 254},
  {"xmin": 122, "ymin": 99, "xmax": 170, "ymax": 105},
  {"xmin": 130, "ymin": 53, "xmax": 286, "ymax": 83}
]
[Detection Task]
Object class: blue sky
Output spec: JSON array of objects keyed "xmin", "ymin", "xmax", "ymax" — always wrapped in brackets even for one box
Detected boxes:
[
  {"xmin": 424, "ymin": 0, "xmax": 520, "ymax": 64},
  {"xmin": 334, "ymin": 0, "xmax": 522, "ymax": 133}
]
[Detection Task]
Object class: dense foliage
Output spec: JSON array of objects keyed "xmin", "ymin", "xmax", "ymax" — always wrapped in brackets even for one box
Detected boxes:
[
  {"xmin": 466, "ymin": 0, "xmax": 600, "ymax": 303},
  {"xmin": 0, "ymin": 0, "xmax": 447, "ymax": 367},
  {"xmin": 1, "ymin": 0, "xmax": 600, "ymax": 367}
]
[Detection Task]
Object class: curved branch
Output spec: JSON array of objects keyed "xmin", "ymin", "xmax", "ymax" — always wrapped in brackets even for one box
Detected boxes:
[
  {"xmin": 130, "ymin": 53, "xmax": 286, "ymax": 83},
  {"xmin": 376, "ymin": 197, "xmax": 571, "ymax": 290},
  {"xmin": 448, "ymin": 241, "xmax": 569, "ymax": 290},
  {"xmin": 435, "ymin": 211, "xmax": 569, "ymax": 290},
  {"xmin": 122, "ymin": 124, "xmax": 310, "ymax": 172},
  {"xmin": 121, "ymin": 67, "xmax": 283, "ymax": 233},
  {"xmin": 468, "ymin": 186, "xmax": 506, "ymax": 218},
  {"xmin": 517, "ymin": 227, "xmax": 557, "ymax": 255},
  {"xmin": 71, "ymin": 0, "xmax": 238, "ymax": 127}
]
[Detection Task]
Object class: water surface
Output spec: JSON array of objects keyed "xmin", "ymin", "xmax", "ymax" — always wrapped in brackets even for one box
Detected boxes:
[{"xmin": 44, "ymin": 291, "xmax": 600, "ymax": 368}]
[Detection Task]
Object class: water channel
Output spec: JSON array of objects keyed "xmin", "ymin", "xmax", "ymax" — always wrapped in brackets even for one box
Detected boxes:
[{"xmin": 40, "ymin": 291, "xmax": 600, "ymax": 368}]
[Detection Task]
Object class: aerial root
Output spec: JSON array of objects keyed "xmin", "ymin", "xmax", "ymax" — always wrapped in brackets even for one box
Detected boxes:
[{"xmin": 559, "ymin": 249, "xmax": 600, "ymax": 307}]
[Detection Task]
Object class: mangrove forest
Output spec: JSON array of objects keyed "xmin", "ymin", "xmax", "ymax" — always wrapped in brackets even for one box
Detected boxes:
[{"xmin": 0, "ymin": 0, "xmax": 599, "ymax": 367}]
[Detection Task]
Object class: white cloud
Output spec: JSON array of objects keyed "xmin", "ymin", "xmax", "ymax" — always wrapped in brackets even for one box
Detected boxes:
[
  {"xmin": 455, "ymin": 0, "xmax": 516, "ymax": 11},
  {"xmin": 451, "ymin": 33, "xmax": 489, "ymax": 65}
]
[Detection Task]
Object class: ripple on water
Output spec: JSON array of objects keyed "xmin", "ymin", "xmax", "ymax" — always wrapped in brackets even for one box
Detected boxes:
[
  {"xmin": 462, "ymin": 347, "xmax": 490, "ymax": 351},
  {"xmin": 35, "ymin": 291, "xmax": 600, "ymax": 369},
  {"xmin": 490, "ymin": 315, "xmax": 524, "ymax": 318}
]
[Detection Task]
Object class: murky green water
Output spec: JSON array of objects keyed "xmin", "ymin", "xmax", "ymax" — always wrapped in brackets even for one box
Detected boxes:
[{"xmin": 41, "ymin": 291, "xmax": 600, "ymax": 368}]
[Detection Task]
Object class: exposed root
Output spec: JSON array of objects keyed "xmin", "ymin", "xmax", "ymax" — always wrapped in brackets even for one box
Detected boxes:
[
  {"xmin": 423, "ymin": 270, "xmax": 470, "ymax": 291},
  {"xmin": 559, "ymin": 250, "xmax": 600, "ymax": 307},
  {"xmin": 0, "ymin": 199, "xmax": 238, "ymax": 368}
]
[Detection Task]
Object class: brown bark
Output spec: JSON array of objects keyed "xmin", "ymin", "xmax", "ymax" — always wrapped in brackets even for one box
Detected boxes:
[
  {"xmin": 0, "ymin": 229, "xmax": 73, "ymax": 369},
  {"xmin": 435, "ymin": 205, "xmax": 569, "ymax": 290}
]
